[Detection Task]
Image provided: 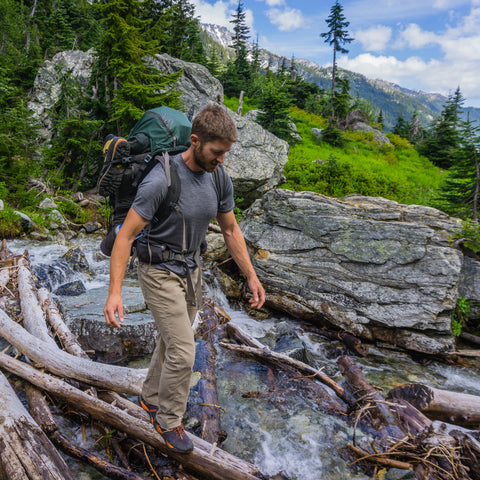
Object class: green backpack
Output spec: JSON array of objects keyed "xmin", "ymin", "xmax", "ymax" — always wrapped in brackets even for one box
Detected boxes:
[{"xmin": 98, "ymin": 106, "xmax": 192, "ymax": 256}]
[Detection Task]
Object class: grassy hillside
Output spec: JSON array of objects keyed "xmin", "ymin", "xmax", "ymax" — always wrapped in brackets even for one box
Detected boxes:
[{"xmin": 284, "ymin": 108, "xmax": 445, "ymax": 207}]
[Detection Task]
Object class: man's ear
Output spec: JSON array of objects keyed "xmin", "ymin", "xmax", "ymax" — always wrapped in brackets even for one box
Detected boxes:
[{"xmin": 190, "ymin": 133, "xmax": 200, "ymax": 146}]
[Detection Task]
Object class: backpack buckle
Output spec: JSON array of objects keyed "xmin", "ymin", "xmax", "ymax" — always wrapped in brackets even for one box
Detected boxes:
[{"xmin": 144, "ymin": 154, "xmax": 152, "ymax": 163}]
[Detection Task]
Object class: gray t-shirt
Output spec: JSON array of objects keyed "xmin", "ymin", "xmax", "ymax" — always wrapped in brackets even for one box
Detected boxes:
[{"xmin": 132, "ymin": 153, "xmax": 234, "ymax": 273}]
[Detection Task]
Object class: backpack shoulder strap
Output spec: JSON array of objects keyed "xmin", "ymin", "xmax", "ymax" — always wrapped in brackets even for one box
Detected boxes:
[{"xmin": 151, "ymin": 153, "xmax": 181, "ymax": 225}]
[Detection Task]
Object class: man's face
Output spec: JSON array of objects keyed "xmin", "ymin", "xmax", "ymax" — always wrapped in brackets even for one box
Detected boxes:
[{"xmin": 193, "ymin": 138, "xmax": 233, "ymax": 172}]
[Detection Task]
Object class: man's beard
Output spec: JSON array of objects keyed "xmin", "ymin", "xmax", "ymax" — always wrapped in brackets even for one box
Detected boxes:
[{"xmin": 193, "ymin": 144, "xmax": 219, "ymax": 172}]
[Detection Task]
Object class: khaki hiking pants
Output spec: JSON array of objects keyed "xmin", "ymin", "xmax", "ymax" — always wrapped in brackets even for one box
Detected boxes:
[{"xmin": 138, "ymin": 263, "xmax": 201, "ymax": 430}]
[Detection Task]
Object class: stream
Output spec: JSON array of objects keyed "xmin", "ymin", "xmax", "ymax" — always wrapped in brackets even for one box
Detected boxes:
[{"xmin": 8, "ymin": 235, "xmax": 480, "ymax": 480}]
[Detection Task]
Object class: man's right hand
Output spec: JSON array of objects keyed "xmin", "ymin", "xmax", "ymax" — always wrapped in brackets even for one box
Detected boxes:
[{"xmin": 104, "ymin": 293, "xmax": 124, "ymax": 328}]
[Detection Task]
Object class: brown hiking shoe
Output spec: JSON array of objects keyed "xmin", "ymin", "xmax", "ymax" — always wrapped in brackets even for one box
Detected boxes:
[
  {"xmin": 154, "ymin": 422, "xmax": 194, "ymax": 454},
  {"xmin": 138, "ymin": 395, "xmax": 158, "ymax": 424}
]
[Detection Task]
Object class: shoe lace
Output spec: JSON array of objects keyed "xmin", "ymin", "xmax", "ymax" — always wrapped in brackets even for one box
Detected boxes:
[{"xmin": 174, "ymin": 425, "xmax": 186, "ymax": 439}]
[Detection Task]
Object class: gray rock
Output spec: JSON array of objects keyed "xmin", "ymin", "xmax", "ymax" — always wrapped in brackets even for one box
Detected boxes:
[
  {"xmin": 58, "ymin": 284, "xmax": 155, "ymax": 362},
  {"xmin": 311, "ymin": 128, "xmax": 324, "ymax": 141},
  {"xmin": 48, "ymin": 209, "xmax": 68, "ymax": 229},
  {"xmin": 240, "ymin": 189, "xmax": 468, "ymax": 354},
  {"xmin": 14, "ymin": 211, "xmax": 33, "ymax": 232},
  {"xmin": 62, "ymin": 246, "xmax": 89, "ymax": 272},
  {"xmin": 151, "ymin": 53, "xmax": 223, "ymax": 113},
  {"xmin": 39, "ymin": 198, "xmax": 58, "ymax": 209},
  {"xmin": 54, "ymin": 280, "xmax": 87, "ymax": 296},
  {"xmin": 344, "ymin": 109, "xmax": 391, "ymax": 145},
  {"xmin": 0, "ymin": 199, "xmax": 4, "ymax": 211},
  {"xmin": 28, "ymin": 50, "xmax": 94, "ymax": 141},
  {"xmin": 82, "ymin": 221, "xmax": 102, "ymax": 234},
  {"xmin": 459, "ymin": 254, "xmax": 480, "ymax": 319}
]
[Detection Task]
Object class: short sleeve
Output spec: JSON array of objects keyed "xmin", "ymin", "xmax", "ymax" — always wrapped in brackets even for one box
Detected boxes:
[
  {"xmin": 217, "ymin": 172, "xmax": 235, "ymax": 213},
  {"xmin": 131, "ymin": 163, "xmax": 168, "ymax": 221}
]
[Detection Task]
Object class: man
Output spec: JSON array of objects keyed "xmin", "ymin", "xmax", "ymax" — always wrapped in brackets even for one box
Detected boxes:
[{"xmin": 103, "ymin": 103, "xmax": 265, "ymax": 454}]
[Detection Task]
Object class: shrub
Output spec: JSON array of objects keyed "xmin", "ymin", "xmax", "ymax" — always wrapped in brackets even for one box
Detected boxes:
[{"xmin": 0, "ymin": 207, "xmax": 23, "ymax": 238}]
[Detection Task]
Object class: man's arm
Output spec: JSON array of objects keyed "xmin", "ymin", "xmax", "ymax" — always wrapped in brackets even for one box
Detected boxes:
[
  {"xmin": 104, "ymin": 208, "xmax": 148, "ymax": 328},
  {"xmin": 216, "ymin": 210, "xmax": 265, "ymax": 309}
]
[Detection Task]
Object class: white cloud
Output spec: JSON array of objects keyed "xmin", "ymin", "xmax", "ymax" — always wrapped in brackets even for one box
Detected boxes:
[
  {"xmin": 266, "ymin": 7, "xmax": 305, "ymax": 31},
  {"xmin": 338, "ymin": 51, "xmax": 480, "ymax": 106},
  {"xmin": 433, "ymin": 0, "xmax": 461, "ymax": 8},
  {"xmin": 264, "ymin": 0, "xmax": 286, "ymax": 6},
  {"xmin": 355, "ymin": 25, "xmax": 392, "ymax": 52},
  {"xmin": 398, "ymin": 23, "xmax": 438, "ymax": 48},
  {"xmin": 190, "ymin": 0, "xmax": 254, "ymax": 31}
]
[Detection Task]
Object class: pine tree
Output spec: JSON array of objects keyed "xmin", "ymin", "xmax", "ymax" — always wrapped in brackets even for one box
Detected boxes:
[
  {"xmin": 256, "ymin": 78, "xmax": 294, "ymax": 143},
  {"xmin": 43, "ymin": 69, "xmax": 102, "ymax": 190},
  {"xmin": 439, "ymin": 116, "xmax": 480, "ymax": 221},
  {"xmin": 419, "ymin": 87, "xmax": 464, "ymax": 169},
  {"xmin": 230, "ymin": 1, "xmax": 250, "ymax": 55},
  {"xmin": 146, "ymin": 0, "xmax": 206, "ymax": 64},
  {"xmin": 320, "ymin": 1, "xmax": 353, "ymax": 122},
  {"xmin": 251, "ymin": 34, "xmax": 261, "ymax": 77},
  {"xmin": 221, "ymin": 1, "xmax": 251, "ymax": 96},
  {"xmin": 393, "ymin": 113, "xmax": 409, "ymax": 138},
  {"xmin": 377, "ymin": 110, "xmax": 384, "ymax": 130},
  {"xmin": 93, "ymin": 0, "xmax": 181, "ymax": 135}
]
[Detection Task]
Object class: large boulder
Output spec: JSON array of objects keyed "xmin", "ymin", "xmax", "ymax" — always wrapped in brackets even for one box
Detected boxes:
[
  {"xmin": 28, "ymin": 51, "xmax": 288, "ymax": 205},
  {"xmin": 240, "ymin": 189, "xmax": 470, "ymax": 354},
  {"xmin": 28, "ymin": 50, "xmax": 94, "ymax": 141},
  {"xmin": 150, "ymin": 54, "xmax": 289, "ymax": 206}
]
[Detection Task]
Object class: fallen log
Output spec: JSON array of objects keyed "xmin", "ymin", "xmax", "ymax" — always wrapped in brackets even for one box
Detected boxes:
[
  {"xmin": 387, "ymin": 383, "xmax": 480, "ymax": 428},
  {"xmin": 24, "ymin": 382, "xmax": 150, "ymax": 480},
  {"xmin": 38, "ymin": 287, "xmax": 90, "ymax": 359},
  {"xmin": 17, "ymin": 262, "xmax": 58, "ymax": 349},
  {"xmin": 0, "ymin": 370, "xmax": 74, "ymax": 480},
  {"xmin": 0, "ymin": 307, "xmax": 146, "ymax": 395},
  {"xmin": 460, "ymin": 331, "xmax": 480, "ymax": 347},
  {"xmin": 337, "ymin": 355, "xmax": 407, "ymax": 443},
  {"xmin": 0, "ymin": 353, "xmax": 266, "ymax": 480},
  {"xmin": 337, "ymin": 356, "xmax": 480, "ymax": 480},
  {"xmin": 190, "ymin": 302, "xmax": 227, "ymax": 444}
]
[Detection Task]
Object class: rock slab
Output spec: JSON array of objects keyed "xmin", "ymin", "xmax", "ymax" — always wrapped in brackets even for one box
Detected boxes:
[{"xmin": 241, "ymin": 190, "xmax": 467, "ymax": 354}]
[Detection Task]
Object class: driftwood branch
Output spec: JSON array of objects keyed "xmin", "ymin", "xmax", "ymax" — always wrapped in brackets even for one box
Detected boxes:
[{"xmin": 220, "ymin": 337, "xmax": 351, "ymax": 405}]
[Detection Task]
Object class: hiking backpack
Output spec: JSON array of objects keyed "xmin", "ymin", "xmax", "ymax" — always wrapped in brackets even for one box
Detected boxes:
[{"xmin": 97, "ymin": 106, "xmax": 192, "ymax": 256}]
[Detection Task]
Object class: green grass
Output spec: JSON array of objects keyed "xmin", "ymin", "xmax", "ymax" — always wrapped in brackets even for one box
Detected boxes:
[{"xmin": 284, "ymin": 108, "xmax": 446, "ymax": 207}]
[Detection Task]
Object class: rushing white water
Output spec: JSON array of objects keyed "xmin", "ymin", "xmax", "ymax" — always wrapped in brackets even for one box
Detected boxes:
[{"xmin": 8, "ymin": 236, "xmax": 478, "ymax": 480}]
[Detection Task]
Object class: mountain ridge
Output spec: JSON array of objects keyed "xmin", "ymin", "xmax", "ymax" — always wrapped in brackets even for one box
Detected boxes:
[{"xmin": 200, "ymin": 23, "xmax": 480, "ymax": 131}]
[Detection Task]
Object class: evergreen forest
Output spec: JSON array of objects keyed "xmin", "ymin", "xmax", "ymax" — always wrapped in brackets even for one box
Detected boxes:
[{"xmin": 1, "ymin": 0, "xmax": 479, "ymax": 248}]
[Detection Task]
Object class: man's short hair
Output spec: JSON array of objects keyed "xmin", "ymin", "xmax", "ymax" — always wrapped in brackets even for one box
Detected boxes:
[{"xmin": 192, "ymin": 104, "xmax": 238, "ymax": 144}]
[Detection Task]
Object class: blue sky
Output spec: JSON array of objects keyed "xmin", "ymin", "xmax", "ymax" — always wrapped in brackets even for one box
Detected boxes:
[{"xmin": 190, "ymin": 0, "xmax": 480, "ymax": 107}]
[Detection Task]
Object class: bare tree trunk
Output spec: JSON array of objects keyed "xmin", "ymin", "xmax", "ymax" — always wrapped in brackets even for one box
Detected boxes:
[
  {"xmin": 0, "ymin": 307, "xmax": 147, "ymax": 395},
  {"xmin": 190, "ymin": 303, "xmax": 227, "ymax": 445},
  {"xmin": 237, "ymin": 91, "xmax": 244, "ymax": 116},
  {"xmin": 0, "ymin": 371, "xmax": 74, "ymax": 480},
  {"xmin": 387, "ymin": 383, "xmax": 480, "ymax": 427},
  {"xmin": 17, "ymin": 264, "xmax": 58, "ymax": 348},
  {"xmin": 220, "ymin": 333, "xmax": 352, "ymax": 405},
  {"xmin": 24, "ymin": 383, "xmax": 149, "ymax": 480}
]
